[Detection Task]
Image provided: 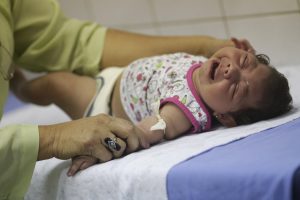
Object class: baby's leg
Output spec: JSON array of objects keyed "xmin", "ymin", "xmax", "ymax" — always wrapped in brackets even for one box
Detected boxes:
[{"xmin": 19, "ymin": 72, "xmax": 97, "ymax": 119}]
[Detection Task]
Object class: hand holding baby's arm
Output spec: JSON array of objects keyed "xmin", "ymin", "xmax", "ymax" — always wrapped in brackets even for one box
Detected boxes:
[
  {"xmin": 137, "ymin": 103, "xmax": 192, "ymax": 144},
  {"xmin": 68, "ymin": 103, "xmax": 191, "ymax": 176}
]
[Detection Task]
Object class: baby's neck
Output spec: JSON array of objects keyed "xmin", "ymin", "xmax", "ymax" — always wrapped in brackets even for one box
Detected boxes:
[
  {"xmin": 191, "ymin": 67, "xmax": 213, "ymax": 114},
  {"xmin": 191, "ymin": 67, "xmax": 204, "ymax": 99}
]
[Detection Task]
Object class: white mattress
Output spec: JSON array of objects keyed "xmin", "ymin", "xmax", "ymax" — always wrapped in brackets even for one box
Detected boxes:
[{"xmin": 1, "ymin": 65, "xmax": 300, "ymax": 200}]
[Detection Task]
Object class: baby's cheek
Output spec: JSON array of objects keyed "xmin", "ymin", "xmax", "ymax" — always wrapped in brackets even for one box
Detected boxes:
[
  {"xmin": 210, "ymin": 82, "xmax": 229, "ymax": 97},
  {"xmin": 210, "ymin": 85, "xmax": 233, "ymax": 109}
]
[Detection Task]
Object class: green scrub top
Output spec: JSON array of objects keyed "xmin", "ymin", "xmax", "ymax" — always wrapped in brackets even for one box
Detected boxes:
[{"xmin": 0, "ymin": 0, "xmax": 106, "ymax": 199}]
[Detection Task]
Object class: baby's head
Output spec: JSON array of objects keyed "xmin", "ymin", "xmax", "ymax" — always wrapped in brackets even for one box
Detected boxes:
[{"xmin": 194, "ymin": 46, "xmax": 292, "ymax": 127}]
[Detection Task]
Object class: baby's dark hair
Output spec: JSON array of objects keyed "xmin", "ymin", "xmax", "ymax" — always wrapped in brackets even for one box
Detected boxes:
[{"xmin": 232, "ymin": 54, "xmax": 293, "ymax": 125}]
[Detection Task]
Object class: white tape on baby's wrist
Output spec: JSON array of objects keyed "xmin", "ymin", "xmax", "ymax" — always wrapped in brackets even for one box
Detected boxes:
[{"xmin": 150, "ymin": 114, "xmax": 166, "ymax": 134}]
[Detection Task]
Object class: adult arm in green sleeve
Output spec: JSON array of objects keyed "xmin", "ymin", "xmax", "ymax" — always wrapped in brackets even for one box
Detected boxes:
[
  {"xmin": 100, "ymin": 28, "xmax": 234, "ymax": 68},
  {"xmin": 0, "ymin": 115, "xmax": 150, "ymax": 200},
  {"xmin": 12, "ymin": 0, "xmax": 106, "ymax": 76},
  {"xmin": 10, "ymin": 0, "xmax": 234, "ymax": 78},
  {"xmin": 0, "ymin": 125, "xmax": 39, "ymax": 200}
]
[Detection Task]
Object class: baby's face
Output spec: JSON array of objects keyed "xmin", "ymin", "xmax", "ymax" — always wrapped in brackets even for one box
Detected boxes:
[{"xmin": 193, "ymin": 47, "xmax": 271, "ymax": 114}]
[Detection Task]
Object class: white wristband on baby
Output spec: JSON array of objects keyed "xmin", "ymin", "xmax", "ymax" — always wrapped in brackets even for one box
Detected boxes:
[
  {"xmin": 150, "ymin": 114, "xmax": 166, "ymax": 135},
  {"xmin": 150, "ymin": 100, "xmax": 166, "ymax": 134}
]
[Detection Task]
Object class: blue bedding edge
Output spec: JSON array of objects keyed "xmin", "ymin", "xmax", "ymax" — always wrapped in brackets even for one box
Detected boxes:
[{"xmin": 167, "ymin": 117, "xmax": 300, "ymax": 200}]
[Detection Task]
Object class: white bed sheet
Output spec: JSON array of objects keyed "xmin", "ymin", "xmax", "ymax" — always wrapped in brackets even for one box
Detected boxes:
[{"xmin": 1, "ymin": 65, "xmax": 300, "ymax": 200}]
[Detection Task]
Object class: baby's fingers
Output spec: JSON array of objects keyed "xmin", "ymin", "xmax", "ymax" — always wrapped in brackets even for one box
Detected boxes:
[{"xmin": 67, "ymin": 156, "xmax": 98, "ymax": 176}]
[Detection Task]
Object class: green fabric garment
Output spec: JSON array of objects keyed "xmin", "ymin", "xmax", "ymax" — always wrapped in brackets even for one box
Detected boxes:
[
  {"xmin": 0, "ymin": 125, "xmax": 39, "ymax": 200},
  {"xmin": 0, "ymin": 0, "xmax": 13, "ymax": 117},
  {"xmin": 12, "ymin": 0, "xmax": 107, "ymax": 76},
  {"xmin": 0, "ymin": 0, "xmax": 106, "ymax": 199}
]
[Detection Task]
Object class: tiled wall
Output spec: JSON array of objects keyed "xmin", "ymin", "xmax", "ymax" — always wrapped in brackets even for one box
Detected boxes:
[{"xmin": 59, "ymin": 0, "xmax": 300, "ymax": 67}]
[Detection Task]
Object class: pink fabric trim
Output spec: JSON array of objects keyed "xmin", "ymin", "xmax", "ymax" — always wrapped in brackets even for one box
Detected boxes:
[
  {"xmin": 160, "ymin": 97, "xmax": 199, "ymax": 133},
  {"xmin": 186, "ymin": 63, "xmax": 212, "ymax": 131}
]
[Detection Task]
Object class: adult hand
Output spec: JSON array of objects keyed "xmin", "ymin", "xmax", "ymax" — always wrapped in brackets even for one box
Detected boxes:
[
  {"xmin": 231, "ymin": 37, "xmax": 256, "ymax": 54},
  {"xmin": 38, "ymin": 114, "xmax": 149, "ymax": 161},
  {"xmin": 204, "ymin": 38, "xmax": 235, "ymax": 58}
]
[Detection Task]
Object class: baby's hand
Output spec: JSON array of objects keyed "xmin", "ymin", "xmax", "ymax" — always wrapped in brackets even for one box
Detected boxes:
[{"xmin": 67, "ymin": 156, "xmax": 98, "ymax": 176}]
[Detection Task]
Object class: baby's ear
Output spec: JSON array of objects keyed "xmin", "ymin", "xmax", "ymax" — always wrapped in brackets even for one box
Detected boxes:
[{"xmin": 213, "ymin": 112, "xmax": 237, "ymax": 127}]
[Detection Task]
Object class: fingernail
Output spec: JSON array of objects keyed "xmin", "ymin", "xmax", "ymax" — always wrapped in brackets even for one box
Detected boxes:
[{"xmin": 104, "ymin": 138, "xmax": 121, "ymax": 151}]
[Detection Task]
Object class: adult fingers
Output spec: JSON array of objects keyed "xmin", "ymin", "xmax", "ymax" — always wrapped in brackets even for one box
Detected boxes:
[
  {"xmin": 241, "ymin": 39, "xmax": 256, "ymax": 54},
  {"xmin": 91, "ymin": 142, "xmax": 113, "ymax": 162},
  {"xmin": 231, "ymin": 37, "xmax": 256, "ymax": 54},
  {"xmin": 101, "ymin": 134, "xmax": 127, "ymax": 158},
  {"xmin": 108, "ymin": 117, "xmax": 150, "ymax": 152},
  {"xmin": 125, "ymin": 126, "xmax": 150, "ymax": 154},
  {"xmin": 231, "ymin": 37, "xmax": 241, "ymax": 49}
]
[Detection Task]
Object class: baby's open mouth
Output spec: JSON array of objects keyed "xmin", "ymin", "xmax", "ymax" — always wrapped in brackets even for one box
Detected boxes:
[{"xmin": 210, "ymin": 61, "xmax": 219, "ymax": 80}]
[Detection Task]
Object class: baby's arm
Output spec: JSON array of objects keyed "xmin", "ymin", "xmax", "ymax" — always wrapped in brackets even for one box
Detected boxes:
[
  {"xmin": 67, "ymin": 103, "xmax": 191, "ymax": 176},
  {"xmin": 137, "ymin": 103, "xmax": 192, "ymax": 144}
]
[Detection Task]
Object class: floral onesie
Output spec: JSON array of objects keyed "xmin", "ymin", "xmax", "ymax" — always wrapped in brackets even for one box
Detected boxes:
[{"xmin": 120, "ymin": 53, "xmax": 212, "ymax": 133}]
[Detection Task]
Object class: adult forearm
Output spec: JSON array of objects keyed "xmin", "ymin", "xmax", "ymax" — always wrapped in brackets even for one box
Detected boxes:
[
  {"xmin": 100, "ymin": 28, "xmax": 233, "ymax": 68},
  {"xmin": 38, "ymin": 125, "xmax": 55, "ymax": 160}
]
